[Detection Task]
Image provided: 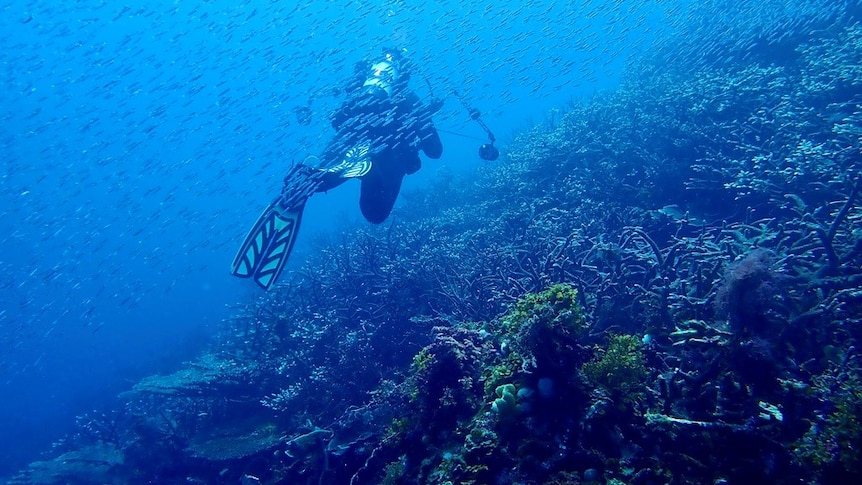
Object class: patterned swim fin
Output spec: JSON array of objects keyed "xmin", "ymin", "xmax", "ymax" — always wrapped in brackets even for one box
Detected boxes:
[
  {"xmin": 230, "ymin": 198, "xmax": 305, "ymax": 290},
  {"xmin": 231, "ymin": 164, "xmax": 323, "ymax": 290}
]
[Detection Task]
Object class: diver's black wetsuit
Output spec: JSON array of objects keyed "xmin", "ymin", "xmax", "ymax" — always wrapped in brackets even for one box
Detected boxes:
[{"xmin": 317, "ymin": 83, "xmax": 443, "ymax": 224}]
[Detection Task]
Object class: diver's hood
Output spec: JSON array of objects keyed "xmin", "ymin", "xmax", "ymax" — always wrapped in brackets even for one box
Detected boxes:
[{"xmin": 362, "ymin": 57, "xmax": 399, "ymax": 97}]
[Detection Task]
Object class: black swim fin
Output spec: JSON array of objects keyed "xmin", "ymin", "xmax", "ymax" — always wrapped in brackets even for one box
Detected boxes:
[
  {"xmin": 231, "ymin": 147, "xmax": 372, "ymax": 290},
  {"xmin": 231, "ymin": 165, "xmax": 322, "ymax": 290},
  {"xmin": 230, "ymin": 198, "xmax": 305, "ymax": 290}
]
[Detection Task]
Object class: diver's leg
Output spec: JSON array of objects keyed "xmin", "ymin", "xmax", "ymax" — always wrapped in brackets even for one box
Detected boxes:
[
  {"xmin": 314, "ymin": 139, "xmax": 348, "ymax": 192},
  {"xmin": 316, "ymin": 171, "xmax": 349, "ymax": 192},
  {"xmin": 359, "ymin": 168, "xmax": 404, "ymax": 224},
  {"xmin": 419, "ymin": 128, "xmax": 443, "ymax": 159},
  {"xmin": 403, "ymin": 154, "xmax": 421, "ymax": 175}
]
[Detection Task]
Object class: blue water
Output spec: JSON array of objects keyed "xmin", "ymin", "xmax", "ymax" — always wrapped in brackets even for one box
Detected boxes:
[{"xmin": 0, "ymin": 0, "xmax": 667, "ymax": 476}]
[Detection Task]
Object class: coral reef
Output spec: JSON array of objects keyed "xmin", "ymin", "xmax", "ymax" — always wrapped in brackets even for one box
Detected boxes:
[
  {"xmin": 404, "ymin": 325, "xmax": 494, "ymax": 442},
  {"xmin": 10, "ymin": 3, "xmax": 862, "ymax": 484},
  {"xmin": 796, "ymin": 356, "xmax": 862, "ymax": 481},
  {"xmin": 715, "ymin": 249, "xmax": 780, "ymax": 336},
  {"xmin": 582, "ymin": 334, "xmax": 647, "ymax": 399}
]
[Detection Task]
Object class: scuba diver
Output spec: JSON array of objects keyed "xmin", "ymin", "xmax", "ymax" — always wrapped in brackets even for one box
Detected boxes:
[
  {"xmin": 318, "ymin": 48, "xmax": 444, "ymax": 223},
  {"xmin": 230, "ymin": 48, "xmax": 445, "ymax": 290}
]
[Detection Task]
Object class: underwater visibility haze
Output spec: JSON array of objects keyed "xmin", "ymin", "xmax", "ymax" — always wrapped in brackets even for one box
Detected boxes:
[{"xmin": 3, "ymin": 0, "xmax": 862, "ymax": 483}]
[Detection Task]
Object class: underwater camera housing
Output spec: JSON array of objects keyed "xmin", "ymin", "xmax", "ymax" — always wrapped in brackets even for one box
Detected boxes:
[
  {"xmin": 479, "ymin": 143, "xmax": 499, "ymax": 161},
  {"xmin": 455, "ymin": 96, "xmax": 498, "ymax": 161}
]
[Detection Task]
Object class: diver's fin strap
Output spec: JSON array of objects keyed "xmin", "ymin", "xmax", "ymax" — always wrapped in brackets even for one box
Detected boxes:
[
  {"xmin": 275, "ymin": 144, "xmax": 372, "ymax": 212},
  {"xmin": 327, "ymin": 143, "xmax": 372, "ymax": 179}
]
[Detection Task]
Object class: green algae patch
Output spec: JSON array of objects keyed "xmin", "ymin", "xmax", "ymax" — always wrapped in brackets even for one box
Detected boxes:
[{"xmin": 582, "ymin": 334, "xmax": 647, "ymax": 397}]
